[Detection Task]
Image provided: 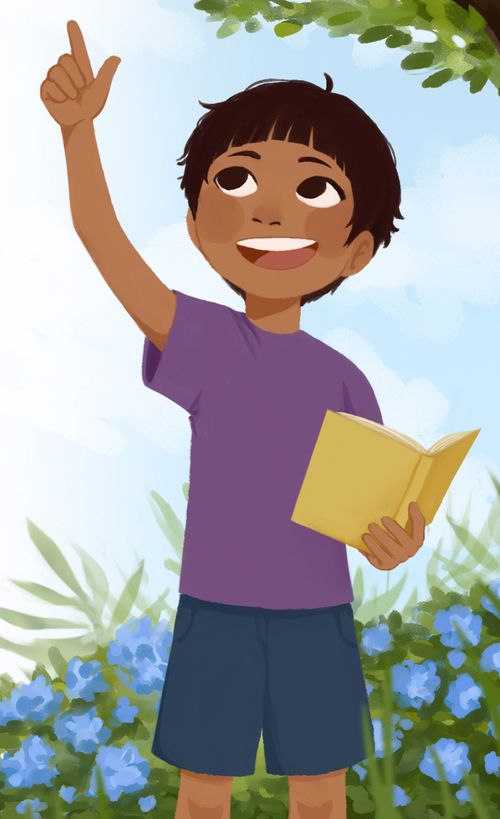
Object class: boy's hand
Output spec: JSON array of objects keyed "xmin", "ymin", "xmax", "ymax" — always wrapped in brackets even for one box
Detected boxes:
[
  {"xmin": 40, "ymin": 20, "xmax": 120, "ymax": 126},
  {"xmin": 361, "ymin": 501, "xmax": 426, "ymax": 570}
]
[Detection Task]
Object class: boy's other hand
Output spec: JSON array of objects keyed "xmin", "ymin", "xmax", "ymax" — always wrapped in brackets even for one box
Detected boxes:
[
  {"xmin": 40, "ymin": 20, "xmax": 120, "ymax": 127},
  {"xmin": 360, "ymin": 501, "xmax": 426, "ymax": 570}
]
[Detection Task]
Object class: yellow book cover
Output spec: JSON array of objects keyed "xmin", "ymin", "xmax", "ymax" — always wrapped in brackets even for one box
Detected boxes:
[{"xmin": 291, "ymin": 411, "xmax": 481, "ymax": 554}]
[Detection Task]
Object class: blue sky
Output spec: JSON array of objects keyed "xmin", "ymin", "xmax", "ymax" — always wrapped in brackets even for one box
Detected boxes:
[{"xmin": 1, "ymin": 1, "xmax": 499, "ymax": 680}]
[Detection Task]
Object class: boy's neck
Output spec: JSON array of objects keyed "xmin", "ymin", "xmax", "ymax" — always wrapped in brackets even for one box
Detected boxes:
[{"xmin": 245, "ymin": 295, "xmax": 302, "ymax": 334}]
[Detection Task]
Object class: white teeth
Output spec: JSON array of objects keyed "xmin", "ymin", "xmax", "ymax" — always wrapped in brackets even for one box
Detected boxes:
[{"xmin": 237, "ymin": 237, "xmax": 316, "ymax": 252}]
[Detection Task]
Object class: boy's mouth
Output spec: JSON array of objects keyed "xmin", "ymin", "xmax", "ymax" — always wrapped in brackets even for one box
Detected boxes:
[{"xmin": 236, "ymin": 237, "xmax": 318, "ymax": 270}]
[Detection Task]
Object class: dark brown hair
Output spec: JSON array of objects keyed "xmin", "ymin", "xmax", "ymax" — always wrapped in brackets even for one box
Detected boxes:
[{"xmin": 177, "ymin": 74, "xmax": 404, "ymax": 306}]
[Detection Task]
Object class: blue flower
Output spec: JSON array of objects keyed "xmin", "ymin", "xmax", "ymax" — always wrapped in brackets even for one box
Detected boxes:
[
  {"xmin": 456, "ymin": 786, "xmax": 471, "ymax": 804},
  {"xmin": 447, "ymin": 650, "xmax": 466, "ymax": 669},
  {"xmin": 433, "ymin": 605, "xmax": 482, "ymax": 648},
  {"xmin": 393, "ymin": 785, "xmax": 411, "ymax": 807},
  {"xmin": 480, "ymin": 643, "xmax": 500, "ymax": 676},
  {"xmin": 361, "ymin": 623, "xmax": 394, "ymax": 656},
  {"xmin": 15, "ymin": 798, "xmax": 48, "ymax": 818},
  {"xmin": 111, "ymin": 696, "xmax": 139, "ymax": 726},
  {"xmin": 352, "ymin": 763, "xmax": 367, "ymax": 780},
  {"xmin": 484, "ymin": 751, "xmax": 500, "ymax": 776},
  {"xmin": 419, "ymin": 738, "xmax": 471, "ymax": 784},
  {"xmin": 138, "ymin": 795, "xmax": 157, "ymax": 812},
  {"xmin": 487, "ymin": 719, "xmax": 498, "ymax": 739},
  {"xmin": 391, "ymin": 660, "xmax": 441, "ymax": 709},
  {"xmin": 107, "ymin": 616, "xmax": 172, "ymax": 695},
  {"xmin": 481, "ymin": 578, "xmax": 500, "ymax": 618},
  {"xmin": 0, "ymin": 736, "xmax": 59, "ymax": 788},
  {"xmin": 444, "ymin": 673, "xmax": 483, "ymax": 718},
  {"xmin": 86, "ymin": 743, "xmax": 150, "ymax": 802},
  {"xmin": 365, "ymin": 682, "xmax": 374, "ymax": 697},
  {"xmin": 54, "ymin": 706, "xmax": 112, "ymax": 753},
  {"xmin": 59, "ymin": 785, "xmax": 77, "ymax": 804},
  {"xmin": 65, "ymin": 658, "xmax": 109, "ymax": 702},
  {"xmin": 0, "ymin": 676, "xmax": 63, "ymax": 726},
  {"xmin": 372, "ymin": 716, "xmax": 404, "ymax": 757}
]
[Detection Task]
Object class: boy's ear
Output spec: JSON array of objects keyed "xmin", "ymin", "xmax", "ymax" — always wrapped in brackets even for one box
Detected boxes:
[
  {"xmin": 186, "ymin": 208, "xmax": 200, "ymax": 249},
  {"xmin": 343, "ymin": 231, "xmax": 375, "ymax": 278}
]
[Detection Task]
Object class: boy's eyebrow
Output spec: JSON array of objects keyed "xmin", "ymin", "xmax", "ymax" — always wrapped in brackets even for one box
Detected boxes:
[{"xmin": 227, "ymin": 150, "xmax": 334, "ymax": 171}]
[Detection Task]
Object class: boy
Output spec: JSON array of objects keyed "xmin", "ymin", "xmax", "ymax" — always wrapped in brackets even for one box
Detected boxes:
[{"xmin": 41, "ymin": 20, "xmax": 426, "ymax": 819}]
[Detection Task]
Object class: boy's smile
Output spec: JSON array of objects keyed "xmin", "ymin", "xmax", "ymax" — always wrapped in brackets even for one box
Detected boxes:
[
  {"xmin": 236, "ymin": 237, "xmax": 318, "ymax": 269},
  {"xmin": 186, "ymin": 135, "xmax": 374, "ymax": 332}
]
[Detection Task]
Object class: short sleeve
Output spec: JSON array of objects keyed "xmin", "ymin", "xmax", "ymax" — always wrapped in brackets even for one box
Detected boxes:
[
  {"xmin": 142, "ymin": 289, "xmax": 224, "ymax": 414},
  {"xmin": 342, "ymin": 364, "xmax": 384, "ymax": 425}
]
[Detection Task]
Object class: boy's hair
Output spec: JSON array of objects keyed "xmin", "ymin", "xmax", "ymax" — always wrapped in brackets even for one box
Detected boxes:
[{"xmin": 177, "ymin": 74, "xmax": 403, "ymax": 306}]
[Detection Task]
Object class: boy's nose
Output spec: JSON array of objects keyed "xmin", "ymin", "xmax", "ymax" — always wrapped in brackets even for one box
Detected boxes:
[
  {"xmin": 252, "ymin": 206, "xmax": 282, "ymax": 226},
  {"xmin": 252, "ymin": 215, "xmax": 282, "ymax": 226}
]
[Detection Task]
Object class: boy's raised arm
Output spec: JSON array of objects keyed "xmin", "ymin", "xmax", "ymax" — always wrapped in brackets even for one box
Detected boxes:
[{"xmin": 40, "ymin": 20, "xmax": 175, "ymax": 352}]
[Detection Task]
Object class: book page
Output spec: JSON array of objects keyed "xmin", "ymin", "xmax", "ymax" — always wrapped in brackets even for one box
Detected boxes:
[{"xmin": 337, "ymin": 412, "xmax": 426, "ymax": 453}]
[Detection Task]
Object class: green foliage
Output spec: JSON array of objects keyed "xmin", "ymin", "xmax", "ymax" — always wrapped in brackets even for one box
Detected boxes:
[{"xmin": 193, "ymin": 0, "xmax": 500, "ymax": 95}]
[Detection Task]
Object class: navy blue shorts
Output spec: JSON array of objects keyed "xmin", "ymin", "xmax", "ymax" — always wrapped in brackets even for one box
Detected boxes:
[{"xmin": 152, "ymin": 594, "xmax": 374, "ymax": 776}]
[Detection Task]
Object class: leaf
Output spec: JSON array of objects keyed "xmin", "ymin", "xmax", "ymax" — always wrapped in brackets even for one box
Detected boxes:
[
  {"xmin": 149, "ymin": 491, "xmax": 184, "ymax": 559},
  {"xmin": 371, "ymin": 571, "xmax": 408, "ymax": 616},
  {"xmin": 26, "ymin": 519, "xmax": 89, "ymax": 603},
  {"xmin": 446, "ymin": 517, "xmax": 498, "ymax": 572},
  {"xmin": 216, "ymin": 17, "xmax": 241, "ymax": 37},
  {"xmin": 422, "ymin": 68, "xmax": 454, "ymax": 88},
  {"xmin": 245, "ymin": 18, "xmax": 263, "ymax": 32},
  {"xmin": 385, "ymin": 31, "xmax": 412, "ymax": 47},
  {"xmin": 109, "ymin": 561, "xmax": 145, "ymax": 634},
  {"xmin": 194, "ymin": 0, "xmax": 226, "ymax": 10},
  {"xmin": 0, "ymin": 634, "xmax": 96, "ymax": 665},
  {"xmin": 8, "ymin": 579, "xmax": 80, "ymax": 608},
  {"xmin": 400, "ymin": 586, "xmax": 419, "ymax": 621},
  {"xmin": 328, "ymin": 11, "xmax": 362, "ymax": 26},
  {"xmin": 182, "ymin": 482, "xmax": 190, "ymax": 501},
  {"xmin": 432, "ymin": 552, "xmax": 474, "ymax": 589},
  {"xmin": 401, "ymin": 50, "xmax": 435, "ymax": 69},
  {"xmin": 352, "ymin": 565, "xmax": 365, "ymax": 603},
  {"xmin": 141, "ymin": 587, "xmax": 173, "ymax": 626},
  {"xmin": 48, "ymin": 646, "xmax": 68, "ymax": 679},
  {"xmin": 358, "ymin": 25, "xmax": 396, "ymax": 43},
  {"xmin": 165, "ymin": 558, "xmax": 181, "ymax": 575},
  {"xmin": 274, "ymin": 20, "xmax": 303, "ymax": 37},
  {"xmin": 467, "ymin": 5, "xmax": 487, "ymax": 33},
  {"xmin": 463, "ymin": 67, "xmax": 489, "ymax": 94},
  {"xmin": 72, "ymin": 542, "xmax": 109, "ymax": 618},
  {"xmin": 0, "ymin": 608, "xmax": 88, "ymax": 630}
]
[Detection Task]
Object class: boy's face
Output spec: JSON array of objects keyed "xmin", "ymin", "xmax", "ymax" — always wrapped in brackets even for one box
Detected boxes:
[{"xmin": 187, "ymin": 134, "xmax": 374, "ymax": 303}]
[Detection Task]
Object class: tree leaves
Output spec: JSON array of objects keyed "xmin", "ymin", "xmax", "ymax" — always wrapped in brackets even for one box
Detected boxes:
[
  {"xmin": 401, "ymin": 50, "xmax": 436, "ymax": 69},
  {"xmin": 358, "ymin": 24, "xmax": 396, "ymax": 42},
  {"xmin": 422, "ymin": 67, "xmax": 454, "ymax": 86},
  {"xmin": 274, "ymin": 20, "xmax": 303, "ymax": 37}
]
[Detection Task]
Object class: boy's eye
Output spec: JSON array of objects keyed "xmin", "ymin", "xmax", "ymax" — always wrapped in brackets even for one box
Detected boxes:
[
  {"xmin": 214, "ymin": 166, "xmax": 257, "ymax": 197},
  {"xmin": 296, "ymin": 176, "xmax": 344, "ymax": 209}
]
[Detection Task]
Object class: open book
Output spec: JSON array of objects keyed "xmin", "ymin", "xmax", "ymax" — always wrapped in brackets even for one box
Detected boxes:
[{"xmin": 291, "ymin": 411, "xmax": 481, "ymax": 554}]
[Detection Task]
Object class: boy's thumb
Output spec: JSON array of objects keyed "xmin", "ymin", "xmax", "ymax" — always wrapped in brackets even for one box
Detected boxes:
[{"xmin": 94, "ymin": 56, "xmax": 121, "ymax": 97}]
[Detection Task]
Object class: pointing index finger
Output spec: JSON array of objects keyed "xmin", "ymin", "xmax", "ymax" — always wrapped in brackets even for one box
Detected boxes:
[{"xmin": 67, "ymin": 20, "xmax": 94, "ymax": 84}]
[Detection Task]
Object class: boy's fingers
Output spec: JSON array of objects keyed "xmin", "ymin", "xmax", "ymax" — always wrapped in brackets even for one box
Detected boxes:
[
  {"xmin": 58, "ymin": 53, "xmax": 86, "ymax": 89},
  {"xmin": 41, "ymin": 79, "xmax": 66, "ymax": 103},
  {"xmin": 67, "ymin": 20, "xmax": 94, "ymax": 84},
  {"xmin": 47, "ymin": 65, "xmax": 77, "ymax": 99}
]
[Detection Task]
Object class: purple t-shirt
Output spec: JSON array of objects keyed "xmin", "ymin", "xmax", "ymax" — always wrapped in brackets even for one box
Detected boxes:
[{"xmin": 142, "ymin": 289, "xmax": 383, "ymax": 610}]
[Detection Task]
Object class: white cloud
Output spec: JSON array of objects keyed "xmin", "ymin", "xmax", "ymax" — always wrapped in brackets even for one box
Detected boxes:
[
  {"xmin": 12, "ymin": 0, "xmax": 204, "ymax": 63},
  {"xmin": 344, "ymin": 135, "xmax": 500, "ymax": 339},
  {"xmin": 349, "ymin": 33, "xmax": 402, "ymax": 69},
  {"xmin": 322, "ymin": 327, "xmax": 450, "ymax": 444}
]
